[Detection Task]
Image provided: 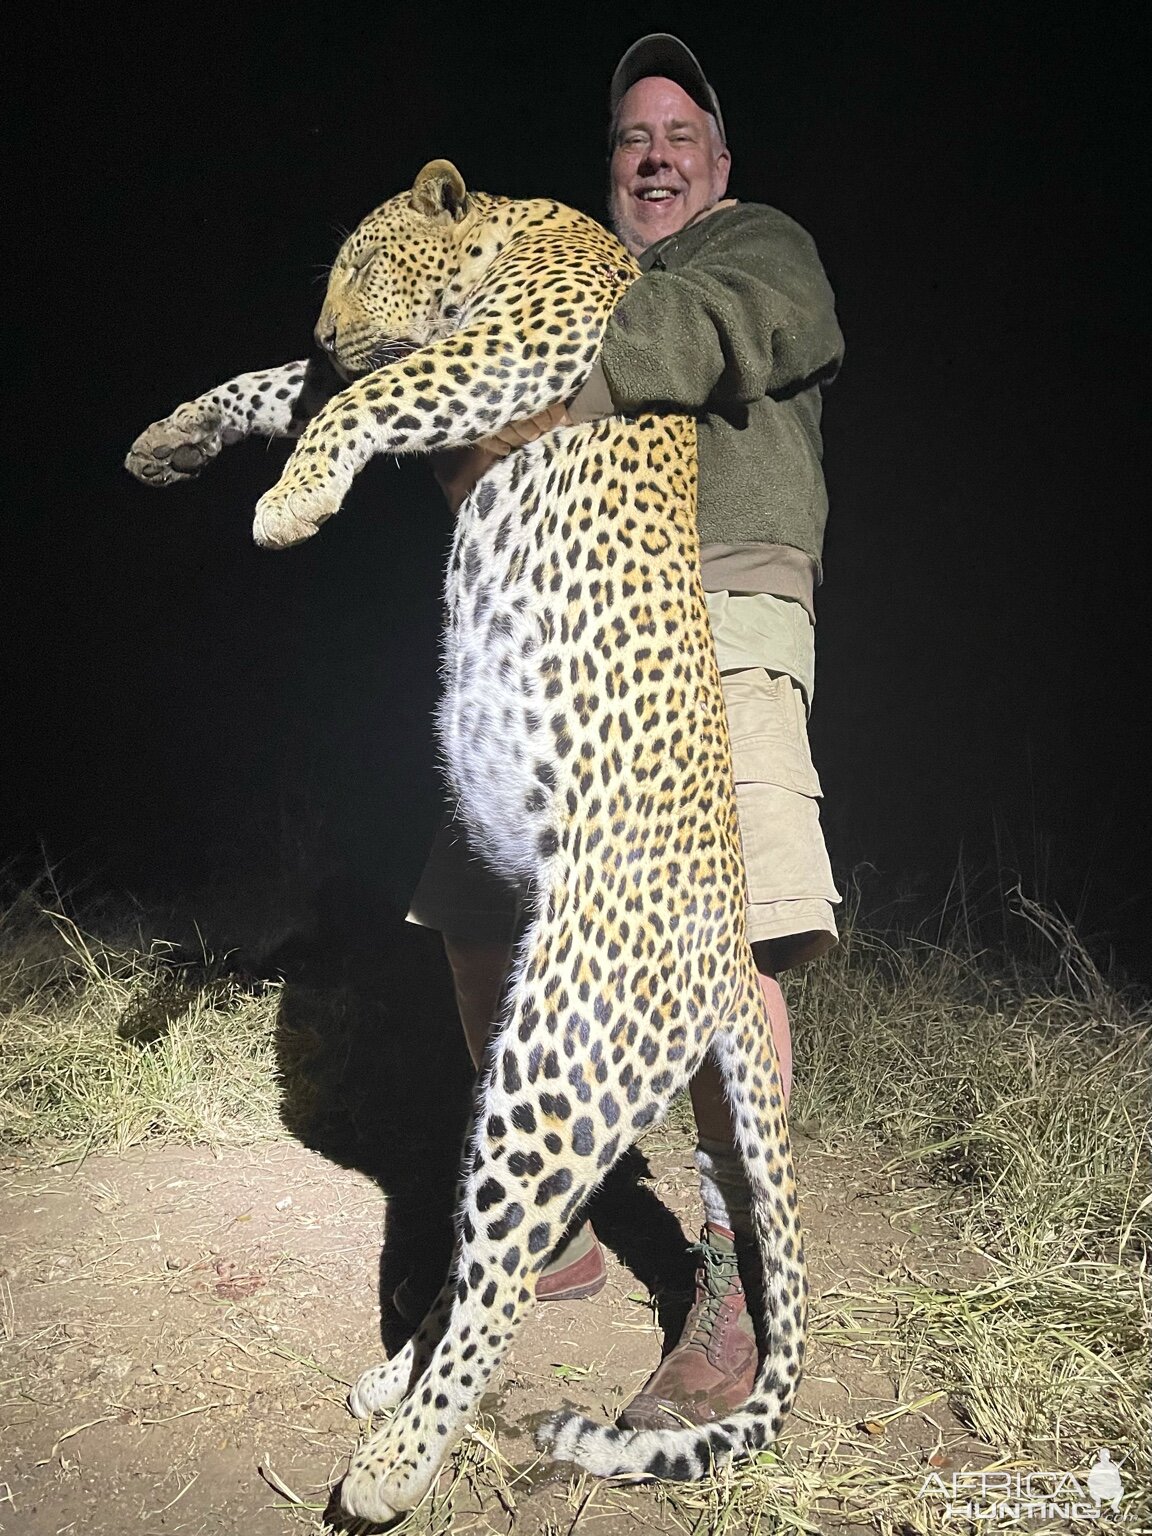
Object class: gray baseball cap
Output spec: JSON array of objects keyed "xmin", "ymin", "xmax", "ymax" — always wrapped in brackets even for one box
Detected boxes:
[{"xmin": 609, "ymin": 34, "xmax": 726, "ymax": 144}]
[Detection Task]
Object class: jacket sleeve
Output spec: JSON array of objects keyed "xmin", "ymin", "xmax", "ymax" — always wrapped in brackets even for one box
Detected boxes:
[{"xmin": 599, "ymin": 205, "xmax": 843, "ymax": 414}]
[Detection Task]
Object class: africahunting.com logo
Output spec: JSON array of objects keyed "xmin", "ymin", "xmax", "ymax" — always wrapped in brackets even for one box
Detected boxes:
[{"xmin": 918, "ymin": 1449, "xmax": 1129, "ymax": 1522}]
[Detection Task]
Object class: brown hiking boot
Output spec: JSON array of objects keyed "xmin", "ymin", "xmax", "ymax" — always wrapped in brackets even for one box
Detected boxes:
[
  {"xmin": 535, "ymin": 1219, "xmax": 608, "ymax": 1301},
  {"xmin": 618, "ymin": 1223, "xmax": 760, "ymax": 1430},
  {"xmin": 391, "ymin": 1220, "xmax": 605, "ymax": 1323}
]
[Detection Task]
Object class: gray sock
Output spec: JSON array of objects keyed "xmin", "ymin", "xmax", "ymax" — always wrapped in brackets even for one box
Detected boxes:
[{"xmin": 694, "ymin": 1137, "xmax": 754, "ymax": 1238}]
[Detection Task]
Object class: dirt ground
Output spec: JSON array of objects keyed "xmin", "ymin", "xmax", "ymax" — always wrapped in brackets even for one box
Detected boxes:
[{"xmin": 0, "ymin": 1113, "xmax": 984, "ymax": 1536}]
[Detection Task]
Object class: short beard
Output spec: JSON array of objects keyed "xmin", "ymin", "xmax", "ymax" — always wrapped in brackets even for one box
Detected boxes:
[{"xmin": 607, "ymin": 187, "xmax": 647, "ymax": 258}]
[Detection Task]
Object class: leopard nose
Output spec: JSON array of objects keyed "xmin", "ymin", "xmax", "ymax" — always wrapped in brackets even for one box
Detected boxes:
[{"xmin": 314, "ymin": 312, "xmax": 337, "ymax": 353}]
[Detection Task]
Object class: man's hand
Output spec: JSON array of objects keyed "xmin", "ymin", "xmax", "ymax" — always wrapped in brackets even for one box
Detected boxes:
[{"xmin": 483, "ymin": 400, "xmax": 573, "ymax": 457}]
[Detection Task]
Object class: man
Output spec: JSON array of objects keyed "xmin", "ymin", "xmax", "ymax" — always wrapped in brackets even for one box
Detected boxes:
[{"xmin": 410, "ymin": 34, "xmax": 843, "ymax": 1430}]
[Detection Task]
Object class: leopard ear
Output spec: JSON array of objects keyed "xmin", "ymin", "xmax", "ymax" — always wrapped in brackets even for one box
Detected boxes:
[{"xmin": 410, "ymin": 160, "xmax": 470, "ymax": 222}]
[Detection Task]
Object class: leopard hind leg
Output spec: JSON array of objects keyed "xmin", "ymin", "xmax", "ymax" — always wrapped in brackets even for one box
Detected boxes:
[{"xmin": 538, "ymin": 970, "xmax": 807, "ymax": 1478}]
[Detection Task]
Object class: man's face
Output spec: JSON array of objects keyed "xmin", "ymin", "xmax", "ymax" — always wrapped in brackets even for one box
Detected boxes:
[{"xmin": 609, "ymin": 76, "xmax": 731, "ymax": 256}]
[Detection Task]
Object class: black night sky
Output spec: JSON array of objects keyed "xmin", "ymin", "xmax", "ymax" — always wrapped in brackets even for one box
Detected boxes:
[{"xmin": 11, "ymin": 6, "xmax": 1149, "ymax": 976}]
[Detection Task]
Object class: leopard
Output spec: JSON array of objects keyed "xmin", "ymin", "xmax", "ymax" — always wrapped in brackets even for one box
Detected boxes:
[{"xmin": 126, "ymin": 160, "xmax": 807, "ymax": 1525}]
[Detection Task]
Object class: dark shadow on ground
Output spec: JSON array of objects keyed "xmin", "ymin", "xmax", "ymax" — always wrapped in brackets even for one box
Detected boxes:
[{"xmin": 253, "ymin": 871, "xmax": 697, "ymax": 1357}]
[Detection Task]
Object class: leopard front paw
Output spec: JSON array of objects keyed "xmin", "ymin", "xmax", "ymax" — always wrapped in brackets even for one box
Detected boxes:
[
  {"xmin": 340, "ymin": 1460, "xmax": 402, "ymax": 1525},
  {"xmin": 341, "ymin": 1436, "xmax": 432, "ymax": 1524},
  {"xmin": 252, "ymin": 476, "xmax": 345, "ymax": 549},
  {"xmin": 125, "ymin": 400, "xmax": 225, "ymax": 486}
]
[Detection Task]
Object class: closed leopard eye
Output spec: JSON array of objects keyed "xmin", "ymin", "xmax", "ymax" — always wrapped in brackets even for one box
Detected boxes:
[{"xmin": 342, "ymin": 252, "xmax": 377, "ymax": 283}]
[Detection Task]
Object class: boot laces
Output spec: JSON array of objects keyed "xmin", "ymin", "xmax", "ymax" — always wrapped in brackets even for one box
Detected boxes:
[{"xmin": 684, "ymin": 1237, "xmax": 741, "ymax": 1345}]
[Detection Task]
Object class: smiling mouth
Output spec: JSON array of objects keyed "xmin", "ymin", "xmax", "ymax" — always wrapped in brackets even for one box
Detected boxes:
[{"xmin": 635, "ymin": 188, "xmax": 679, "ymax": 203}]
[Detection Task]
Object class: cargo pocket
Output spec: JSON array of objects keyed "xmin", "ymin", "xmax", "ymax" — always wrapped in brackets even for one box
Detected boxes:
[{"xmin": 720, "ymin": 668, "xmax": 840, "ymax": 907}]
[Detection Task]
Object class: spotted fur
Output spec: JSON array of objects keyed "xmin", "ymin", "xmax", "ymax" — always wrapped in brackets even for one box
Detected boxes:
[{"xmin": 126, "ymin": 160, "xmax": 807, "ymax": 1524}]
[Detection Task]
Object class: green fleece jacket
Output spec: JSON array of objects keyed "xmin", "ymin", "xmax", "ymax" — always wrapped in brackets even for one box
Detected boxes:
[{"xmin": 599, "ymin": 202, "xmax": 843, "ymax": 566}]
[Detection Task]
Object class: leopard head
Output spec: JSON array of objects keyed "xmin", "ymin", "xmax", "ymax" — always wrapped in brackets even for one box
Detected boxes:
[{"xmin": 315, "ymin": 160, "xmax": 482, "ymax": 377}]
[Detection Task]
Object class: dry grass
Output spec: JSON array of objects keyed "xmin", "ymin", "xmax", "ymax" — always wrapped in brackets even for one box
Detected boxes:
[
  {"xmin": 1, "ymin": 873, "xmax": 1148, "ymax": 1529},
  {"xmin": 0, "ymin": 883, "xmax": 285, "ymax": 1155},
  {"xmin": 782, "ymin": 885, "xmax": 1151, "ymax": 1523}
]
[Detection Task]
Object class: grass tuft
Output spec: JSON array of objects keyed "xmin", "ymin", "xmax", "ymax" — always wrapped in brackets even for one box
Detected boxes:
[{"xmin": 0, "ymin": 888, "xmax": 284, "ymax": 1153}]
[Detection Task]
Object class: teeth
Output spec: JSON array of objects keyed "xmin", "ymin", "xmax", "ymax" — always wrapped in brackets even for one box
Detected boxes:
[{"xmin": 638, "ymin": 189, "xmax": 675, "ymax": 201}]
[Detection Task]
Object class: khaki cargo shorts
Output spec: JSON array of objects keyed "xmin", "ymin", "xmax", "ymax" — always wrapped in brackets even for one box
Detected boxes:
[{"xmin": 408, "ymin": 666, "xmax": 839, "ymax": 971}]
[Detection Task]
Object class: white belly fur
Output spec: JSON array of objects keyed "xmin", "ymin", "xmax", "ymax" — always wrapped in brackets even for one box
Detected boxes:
[{"xmin": 436, "ymin": 439, "xmax": 563, "ymax": 887}]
